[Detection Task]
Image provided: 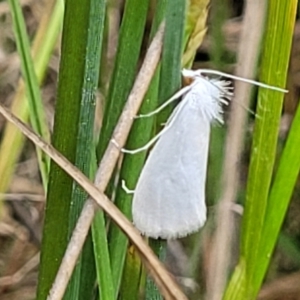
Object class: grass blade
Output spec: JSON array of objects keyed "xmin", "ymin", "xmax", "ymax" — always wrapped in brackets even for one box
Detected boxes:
[
  {"xmin": 253, "ymin": 97, "xmax": 300, "ymax": 291},
  {"xmin": 8, "ymin": 0, "xmax": 51, "ymax": 189},
  {"xmin": 96, "ymin": 0, "xmax": 150, "ymax": 160},
  {"xmin": 64, "ymin": 0, "xmax": 106, "ymax": 298},
  {"xmin": 225, "ymin": 1, "xmax": 297, "ymax": 298},
  {"xmin": 156, "ymin": 0, "xmax": 186, "ymax": 125},
  {"xmin": 144, "ymin": 0, "xmax": 186, "ymax": 298},
  {"xmin": 0, "ymin": 0, "xmax": 63, "ymax": 216},
  {"xmin": 108, "ymin": 72, "xmax": 160, "ymax": 299},
  {"xmin": 107, "ymin": 3, "xmax": 166, "ymax": 298},
  {"xmin": 119, "ymin": 245, "xmax": 143, "ymax": 300},
  {"xmin": 94, "ymin": 0, "xmax": 150, "ymax": 297},
  {"xmin": 37, "ymin": 0, "xmax": 94, "ymax": 297}
]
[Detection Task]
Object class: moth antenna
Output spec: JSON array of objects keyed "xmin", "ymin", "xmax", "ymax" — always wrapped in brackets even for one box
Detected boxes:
[{"xmin": 197, "ymin": 69, "xmax": 288, "ymax": 93}]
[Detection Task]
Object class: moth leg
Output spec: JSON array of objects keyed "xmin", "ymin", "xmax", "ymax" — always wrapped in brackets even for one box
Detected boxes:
[
  {"xmin": 111, "ymin": 138, "xmax": 121, "ymax": 150},
  {"xmin": 120, "ymin": 128, "xmax": 166, "ymax": 154},
  {"xmin": 136, "ymin": 83, "xmax": 194, "ymax": 119},
  {"xmin": 110, "ymin": 131, "xmax": 163, "ymax": 154},
  {"xmin": 121, "ymin": 179, "xmax": 135, "ymax": 194}
]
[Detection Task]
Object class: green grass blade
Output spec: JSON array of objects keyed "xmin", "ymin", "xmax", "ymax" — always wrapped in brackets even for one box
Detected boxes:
[
  {"xmin": 93, "ymin": 0, "xmax": 150, "ymax": 297},
  {"xmin": 96, "ymin": 0, "xmax": 150, "ymax": 160},
  {"xmin": 253, "ymin": 99, "xmax": 300, "ymax": 291},
  {"xmin": 156, "ymin": 0, "xmax": 186, "ymax": 125},
  {"xmin": 37, "ymin": 0, "xmax": 94, "ymax": 297},
  {"xmin": 8, "ymin": 0, "xmax": 50, "ymax": 189},
  {"xmin": 145, "ymin": 239, "xmax": 167, "ymax": 300},
  {"xmin": 119, "ymin": 245, "xmax": 143, "ymax": 300},
  {"xmin": 144, "ymin": 0, "xmax": 186, "ymax": 298},
  {"xmin": 225, "ymin": 1, "xmax": 297, "ymax": 299},
  {"xmin": 0, "ymin": 0, "xmax": 63, "ymax": 212},
  {"xmin": 92, "ymin": 138, "xmax": 114, "ymax": 299},
  {"xmin": 92, "ymin": 209, "xmax": 115, "ymax": 300},
  {"xmin": 108, "ymin": 72, "xmax": 160, "ymax": 298},
  {"xmin": 223, "ymin": 259, "xmax": 247, "ymax": 300},
  {"xmin": 242, "ymin": 1, "xmax": 296, "ymax": 295},
  {"xmin": 64, "ymin": 0, "xmax": 106, "ymax": 298},
  {"xmin": 33, "ymin": 0, "xmax": 64, "ymax": 79}
]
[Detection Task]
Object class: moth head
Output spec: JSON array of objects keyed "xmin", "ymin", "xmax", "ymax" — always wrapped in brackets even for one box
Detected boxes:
[{"xmin": 181, "ymin": 68, "xmax": 197, "ymax": 86}]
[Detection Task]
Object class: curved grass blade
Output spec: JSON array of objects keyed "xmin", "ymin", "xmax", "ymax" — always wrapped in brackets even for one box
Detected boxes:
[
  {"xmin": 8, "ymin": 0, "xmax": 51, "ymax": 188},
  {"xmin": 0, "ymin": 0, "xmax": 63, "ymax": 211},
  {"xmin": 253, "ymin": 100, "xmax": 300, "ymax": 292}
]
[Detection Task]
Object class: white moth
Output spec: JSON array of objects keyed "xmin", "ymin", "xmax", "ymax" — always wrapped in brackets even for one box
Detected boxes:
[{"xmin": 123, "ymin": 69, "xmax": 287, "ymax": 239}]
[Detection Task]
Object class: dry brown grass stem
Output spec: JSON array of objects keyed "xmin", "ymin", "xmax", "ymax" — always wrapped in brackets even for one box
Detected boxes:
[{"xmin": 206, "ymin": 1, "xmax": 268, "ymax": 299}]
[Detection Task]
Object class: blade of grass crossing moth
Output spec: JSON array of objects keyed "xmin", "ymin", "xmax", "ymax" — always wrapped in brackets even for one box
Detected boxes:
[
  {"xmin": 108, "ymin": 71, "xmax": 160, "ymax": 298},
  {"xmin": 94, "ymin": 0, "xmax": 149, "ymax": 256},
  {"xmin": 144, "ymin": 0, "xmax": 186, "ymax": 298},
  {"xmin": 236, "ymin": 1, "xmax": 296, "ymax": 298},
  {"xmin": 64, "ymin": 0, "xmax": 106, "ymax": 298},
  {"xmin": 36, "ymin": 0, "xmax": 92, "ymax": 297},
  {"xmin": 107, "ymin": 2, "xmax": 166, "ymax": 298},
  {"xmin": 94, "ymin": 0, "xmax": 150, "ymax": 297},
  {"xmin": 96, "ymin": 0, "xmax": 150, "ymax": 161},
  {"xmin": 156, "ymin": 0, "xmax": 186, "ymax": 127},
  {"xmin": 181, "ymin": 3, "xmax": 212, "ymax": 293},
  {"xmin": 8, "ymin": 0, "xmax": 50, "ymax": 189}
]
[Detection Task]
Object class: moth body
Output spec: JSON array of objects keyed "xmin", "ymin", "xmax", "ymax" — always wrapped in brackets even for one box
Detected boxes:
[{"xmin": 132, "ymin": 74, "xmax": 232, "ymax": 239}]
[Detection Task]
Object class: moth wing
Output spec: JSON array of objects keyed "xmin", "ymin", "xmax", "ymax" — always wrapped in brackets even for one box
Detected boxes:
[{"xmin": 132, "ymin": 100, "xmax": 210, "ymax": 239}]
